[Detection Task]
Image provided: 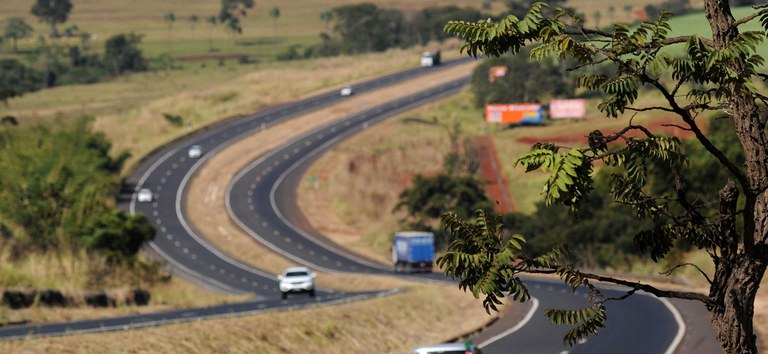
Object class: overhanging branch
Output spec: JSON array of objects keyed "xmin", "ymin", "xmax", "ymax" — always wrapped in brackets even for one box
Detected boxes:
[{"xmin": 524, "ymin": 268, "xmax": 714, "ymax": 305}]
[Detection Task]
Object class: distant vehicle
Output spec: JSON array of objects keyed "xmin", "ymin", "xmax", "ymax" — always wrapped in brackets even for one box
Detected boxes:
[
  {"xmin": 188, "ymin": 145, "xmax": 202, "ymax": 159},
  {"xmin": 411, "ymin": 342, "xmax": 483, "ymax": 354},
  {"xmin": 278, "ymin": 267, "xmax": 316, "ymax": 299},
  {"xmin": 340, "ymin": 86, "xmax": 354, "ymax": 96},
  {"xmin": 137, "ymin": 188, "xmax": 154, "ymax": 203},
  {"xmin": 420, "ymin": 50, "xmax": 441, "ymax": 67},
  {"xmin": 392, "ymin": 231, "xmax": 434, "ymax": 273}
]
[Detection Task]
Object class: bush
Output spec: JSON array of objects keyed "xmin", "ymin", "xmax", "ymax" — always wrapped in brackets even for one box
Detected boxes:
[
  {"xmin": 275, "ymin": 45, "xmax": 303, "ymax": 61},
  {"xmin": 162, "ymin": 113, "xmax": 184, "ymax": 127}
]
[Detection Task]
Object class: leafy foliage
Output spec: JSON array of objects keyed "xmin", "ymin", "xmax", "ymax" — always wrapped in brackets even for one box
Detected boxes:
[
  {"xmin": 30, "ymin": 0, "xmax": 73, "ymax": 37},
  {"xmin": 440, "ymin": 2, "xmax": 768, "ymax": 351},
  {"xmin": 438, "ymin": 210, "xmax": 531, "ymax": 313},
  {"xmin": 219, "ymin": 0, "xmax": 255, "ymax": 35},
  {"xmin": 0, "ymin": 59, "xmax": 45, "ymax": 95},
  {"xmin": 411, "ymin": 6, "xmax": 486, "ymax": 46},
  {"xmin": 470, "ymin": 48, "xmax": 577, "ymax": 108},
  {"xmin": 438, "ymin": 210, "xmax": 611, "ymax": 345},
  {"xmin": 104, "ymin": 33, "xmax": 147, "ymax": 75},
  {"xmin": 4, "ymin": 17, "xmax": 34, "ymax": 52},
  {"xmin": 331, "ymin": 3, "xmax": 410, "ymax": 54},
  {"xmin": 395, "ymin": 174, "xmax": 492, "ymax": 249},
  {"xmin": 0, "ymin": 117, "xmax": 152, "ymax": 261}
]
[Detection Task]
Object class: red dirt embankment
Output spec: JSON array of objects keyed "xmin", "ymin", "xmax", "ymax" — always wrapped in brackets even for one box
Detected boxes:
[
  {"xmin": 475, "ymin": 136, "xmax": 515, "ymax": 213},
  {"xmin": 516, "ymin": 119, "xmax": 703, "ymax": 145}
]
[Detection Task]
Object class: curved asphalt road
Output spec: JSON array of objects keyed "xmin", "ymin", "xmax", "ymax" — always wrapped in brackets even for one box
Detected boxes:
[
  {"xmin": 470, "ymin": 280, "xmax": 680, "ymax": 354},
  {"xmin": 126, "ymin": 57, "xmax": 471, "ymax": 295},
  {"xmin": 0, "ymin": 59, "xmax": 469, "ymax": 339},
  {"xmin": 0, "ymin": 58, "xmax": 716, "ymax": 353},
  {"xmin": 227, "ymin": 77, "xmax": 470, "ymax": 276}
]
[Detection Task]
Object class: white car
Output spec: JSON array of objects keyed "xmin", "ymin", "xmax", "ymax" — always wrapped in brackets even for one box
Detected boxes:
[
  {"xmin": 340, "ymin": 86, "xmax": 353, "ymax": 96},
  {"xmin": 278, "ymin": 267, "xmax": 316, "ymax": 299},
  {"xmin": 412, "ymin": 342, "xmax": 483, "ymax": 354},
  {"xmin": 188, "ymin": 145, "xmax": 202, "ymax": 159},
  {"xmin": 137, "ymin": 188, "xmax": 153, "ymax": 203}
]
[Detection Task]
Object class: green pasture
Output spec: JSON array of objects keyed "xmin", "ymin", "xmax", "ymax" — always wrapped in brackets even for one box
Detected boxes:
[
  {"xmin": 655, "ymin": 7, "xmax": 768, "ymax": 58},
  {"xmin": 0, "ymin": 0, "xmax": 719, "ymax": 62},
  {"xmin": 0, "ymin": 0, "xmax": 498, "ymax": 61}
]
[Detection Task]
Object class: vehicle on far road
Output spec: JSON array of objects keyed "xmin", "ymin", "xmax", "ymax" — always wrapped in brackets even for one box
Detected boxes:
[
  {"xmin": 411, "ymin": 342, "xmax": 483, "ymax": 354},
  {"xmin": 340, "ymin": 86, "xmax": 353, "ymax": 96},
  {"xmin": 188, "ymin": 145, "xmax": 202, "ymax": 159},
  {"xmin": 137, "ymin": 188, "xmax": 154, "ymax": 203},
  {"xmin": 393, "ymin": 231, "xmax": 434, "ymax": 273},
  {"xmin": 278, "ymin": 267, "xmax": 316, "ymax": 299},
  {"xmin": 420, "ymin": 50, "xmax": 441, "ymax": 67}
]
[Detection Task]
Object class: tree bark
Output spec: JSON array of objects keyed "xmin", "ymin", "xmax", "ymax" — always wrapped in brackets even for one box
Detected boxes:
[
  {"xmin": 704, "ymin": 2, "xmax": 768, "ymax": 349},
  {"xmin": 709, "ymin": 255, "xmax": 765, "ymax": 354}
]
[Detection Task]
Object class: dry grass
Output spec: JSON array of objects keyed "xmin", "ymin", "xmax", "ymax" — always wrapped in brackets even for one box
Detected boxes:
[
  {"xmin": 0, "ymin": 284, "xmax": 495, "ymax": 354},
  {"xmin": 0, "ymin": 246, "xmax": 248, "ymax": 325},
  {"xmin": 4, "ymin": 43, "xmax": 462, "ymax": 173}
]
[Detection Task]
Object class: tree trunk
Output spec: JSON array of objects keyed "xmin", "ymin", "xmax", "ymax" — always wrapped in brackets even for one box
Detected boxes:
[
  {"xmin": 709, "ymin": 255, "xmax": 765, "ymax": 354},
  {"xmin": 704, "ymin": 1, "xmax": 768, "ymax": 350}
]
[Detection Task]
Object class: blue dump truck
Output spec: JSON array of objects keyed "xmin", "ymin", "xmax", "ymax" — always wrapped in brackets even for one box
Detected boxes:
[{"xmin": 392, "ymin": 231, "xmax": 435, "ymax": 273}]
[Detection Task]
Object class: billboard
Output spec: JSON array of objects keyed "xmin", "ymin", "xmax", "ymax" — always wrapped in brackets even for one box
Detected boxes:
[
  {"xmin": 550, "ymin": 99, "xmax": 586, "ymax": 119},
  {"xmin": 488, "ymin": 66, "xmax": 508, "ymax": 82},
  {"xmin": 485, "ymin": 104, "xmax": 542, "ymax": 124}
]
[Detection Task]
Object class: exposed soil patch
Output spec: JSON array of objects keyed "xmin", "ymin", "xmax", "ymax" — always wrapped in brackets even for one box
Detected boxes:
[
  {"xmin": 175, "ymin": 54, "xmax": 251, "ymax": 62},
  {"xmin": 475, "ymin": 135, "xmax": 515, "ymax": 213},
  {"xmin": 516, "ymin": 118, "xmax": 704, "ymax": 145}
]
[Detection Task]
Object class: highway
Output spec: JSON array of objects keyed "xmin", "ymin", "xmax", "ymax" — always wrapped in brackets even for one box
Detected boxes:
[{"xmin": 0, "ymin": 59, "xmax": 720, "ymax": 353}]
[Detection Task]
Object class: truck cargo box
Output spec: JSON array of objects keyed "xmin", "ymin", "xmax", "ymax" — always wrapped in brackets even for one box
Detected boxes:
[{"xmin": 393, "ymin": 231, "xmax": 434, "ymax": 273}]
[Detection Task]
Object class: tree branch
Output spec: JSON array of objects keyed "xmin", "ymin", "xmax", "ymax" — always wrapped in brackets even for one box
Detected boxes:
[
  {"xmin": 624, "ymin": 106, "xmax": 676, "ymax": 113},
  {"xmin": 524, "ymin": 268, "xmax": 714, "ymax": 305},
  {"xmin": 641, "ymin": 73, "xmax": 751, "ymax": 194},
  {"xmin": 733, "ymin": 8, "xmax": 768, "ymax": 28},
  {"xmin": 661, "ymin": 263, "xmax": 713, "ymax": 285},
  {"xmin": 659, "ymin": 123, "xmax": 692, "ymax": 132}
]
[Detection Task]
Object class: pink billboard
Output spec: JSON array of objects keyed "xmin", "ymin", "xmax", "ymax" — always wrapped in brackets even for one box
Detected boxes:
[{"xmin": 550, "ymin": 99, "xmax": 586, "ymax": 119}]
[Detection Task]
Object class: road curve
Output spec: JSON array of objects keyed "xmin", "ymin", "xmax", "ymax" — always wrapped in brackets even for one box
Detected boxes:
[
  {"xmin": 0, "ymin": 59, "xmax": 470, "ymax": 340},
  {"xmin": 0, "ymin": 57, "xmax": 711, "ymax": 354},
  {"xmin": 125, "ymin": 57, "xmax": 471, "ymax": 295}
]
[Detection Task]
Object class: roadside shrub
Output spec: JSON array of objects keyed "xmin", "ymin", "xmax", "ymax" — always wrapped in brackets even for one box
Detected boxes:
[
  {"xmin": 276, "ymin": 45, "xmax": 303, "ymax": 61},
  {"xmin": 162, "ymin": 112, "xmax": 184, "ymax": 127}
]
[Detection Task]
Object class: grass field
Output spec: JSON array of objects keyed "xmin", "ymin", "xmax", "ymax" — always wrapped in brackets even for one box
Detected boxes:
[
  {"xmin": 0, "ymin": 0, "xmax": 692, "ymax": 61},
  {"xmin": 0, "ymin": 0, "xmax": 502, "ymax": 60}
]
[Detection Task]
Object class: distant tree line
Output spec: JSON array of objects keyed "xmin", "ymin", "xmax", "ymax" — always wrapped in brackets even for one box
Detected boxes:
[
  {"xmin": 0, "ymin": 117, "xmax": 154, "ymax": 263},
  {"xmin": 469, "ymin": 48, "xmax": 578, "ymax": 108},
  {"xmin": 278, "ymin": 3, "xmax": 489, "ymax": 60},
  {"xmin": 0, "ymin": 32, "xmax": 147, "ymax": 103},
  {"xmin": 1, "ymin": 0, "xmax": 149, "ymax": 103}
]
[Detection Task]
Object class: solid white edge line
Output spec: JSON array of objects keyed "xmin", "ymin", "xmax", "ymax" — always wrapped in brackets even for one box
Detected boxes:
[
  {"xmin": 175, "ymin": 152, "xmax": 280, "ymax": 280},
  {"xmin": 5, "ymin": 288, "xmax": 402, "ymax": 341},
  {"xmin": 269, "ymin": 127, "xmax": 394, "ymax": 271},
  {"xmin": 660, "ymin": 298, "xmax": 686, "ymax": 354},
  {"xmin": 226, "ymin": 81, "xmax": 467, "ymax": 274},
  {"xmin": 478, "ymin": 297, "xmax": 539, "ymax": 349},
  {"xmin": 129, "ymin": 147, "xmax": 181, "ymax": 215},
  {"xmin": 147, "ymin": 241, "xmax": 248, "ymax": 295}
]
